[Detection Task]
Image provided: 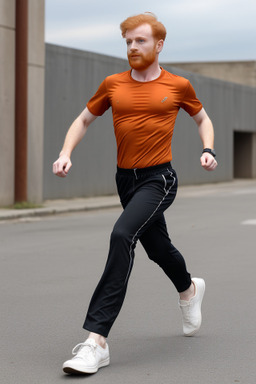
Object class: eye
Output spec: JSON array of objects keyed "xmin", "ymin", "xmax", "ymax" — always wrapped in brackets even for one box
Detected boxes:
[{"xmin": 126, "ymin": 40, "xmax": 132, "ymax": 46}]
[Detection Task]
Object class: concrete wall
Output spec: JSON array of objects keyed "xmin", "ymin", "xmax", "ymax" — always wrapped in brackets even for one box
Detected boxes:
[
  {"xmin": 0, "ymin": 0, "xmax": 45, "ymax": 206},
  {"xmin": 0, "ymin": 0, "xmax": 15, "ymax": 205},
  {"xmin": 166, "ymin": 61, "xmax": 256, "ymax": 87},
  {"xmin": 43, "ymin": 44, "xmax": 256, "ymax": 200}
]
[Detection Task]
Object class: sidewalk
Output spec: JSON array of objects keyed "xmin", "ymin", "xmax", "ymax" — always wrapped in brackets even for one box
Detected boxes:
[
  {"xmin": 1, "ymin": 179, "xmax": 256, "ymax": 221},
  {"xmin": 0, "ymin": 195, "xmax": 121, "ymax": 221}
]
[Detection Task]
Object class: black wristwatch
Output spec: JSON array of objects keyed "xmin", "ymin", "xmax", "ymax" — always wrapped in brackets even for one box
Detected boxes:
[{"xmin": 202, "ymin": 148, "xmax": 216, "ymax": 158}]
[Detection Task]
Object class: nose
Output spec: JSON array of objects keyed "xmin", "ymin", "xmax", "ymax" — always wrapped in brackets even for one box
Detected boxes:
[{"xmin": 129, "ymin": 40, "xmax": 137, "ymax": 51}]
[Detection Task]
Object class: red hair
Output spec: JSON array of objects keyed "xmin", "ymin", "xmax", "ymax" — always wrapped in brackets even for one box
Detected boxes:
[{"xmin": 120, "ymin": 13, "xmax": 167, "ymax": 41}]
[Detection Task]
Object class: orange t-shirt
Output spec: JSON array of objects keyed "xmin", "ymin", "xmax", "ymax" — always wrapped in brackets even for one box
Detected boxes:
[{"xmin": 87, "ymin": 68, "xmax": 202, "ymax": 169}]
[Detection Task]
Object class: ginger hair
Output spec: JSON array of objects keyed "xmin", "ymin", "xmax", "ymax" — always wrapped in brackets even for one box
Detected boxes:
[{"xmin": 120, "ymin": 13, "xmax": 167, "ymax": 41}]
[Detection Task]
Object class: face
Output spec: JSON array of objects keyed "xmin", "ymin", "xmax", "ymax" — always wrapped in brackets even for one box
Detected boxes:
[{"xmin": 125, "ymin": 24, "xmax": 162, "ymax": 70}]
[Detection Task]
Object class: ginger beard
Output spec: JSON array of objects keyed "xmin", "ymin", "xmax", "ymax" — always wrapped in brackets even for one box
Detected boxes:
[{"xmin": 128, "ymin": 43, "xmax": 158, "ymax": 70}]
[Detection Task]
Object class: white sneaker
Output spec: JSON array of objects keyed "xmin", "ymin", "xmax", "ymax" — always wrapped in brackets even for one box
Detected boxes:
[
  {"xmin": 179, "ymin": 278, "xmax": 205, "ymax": 337},
  {"xmin": 63, "ymin": 338, "xmax": 110, "ymax": 374}
]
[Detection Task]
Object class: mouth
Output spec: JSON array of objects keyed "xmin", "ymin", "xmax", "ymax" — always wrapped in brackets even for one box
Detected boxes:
[{"xmin": 129, "ymin": 54, "xmax": 141, "ymax": 59}]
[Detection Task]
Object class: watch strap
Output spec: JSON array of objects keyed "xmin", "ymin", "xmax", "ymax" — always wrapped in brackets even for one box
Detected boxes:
[{"xmin": 202, "ymin": 148, "xmax": 216, "ymax": 158}]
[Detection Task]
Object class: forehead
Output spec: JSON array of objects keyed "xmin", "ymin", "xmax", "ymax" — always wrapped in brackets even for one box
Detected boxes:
[{"xmin": 125, "ymin": 23, "xmax": 153, "ymax": 40}]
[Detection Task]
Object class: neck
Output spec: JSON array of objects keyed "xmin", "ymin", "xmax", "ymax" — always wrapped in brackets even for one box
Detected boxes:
[{"xmin": 131, "ymin": 63, "xmax": 162, "ymax": 82}]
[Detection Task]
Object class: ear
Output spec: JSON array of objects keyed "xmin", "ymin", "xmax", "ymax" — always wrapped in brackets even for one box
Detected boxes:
[{"xmin": 156, "ymin": 39, "xmax": 164, "ymax": 54}]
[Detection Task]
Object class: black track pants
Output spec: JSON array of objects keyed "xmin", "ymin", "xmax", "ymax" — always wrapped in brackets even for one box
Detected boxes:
[{"xmin": 83, "ymin": 162, "xmax": 191, "ymax": 337}]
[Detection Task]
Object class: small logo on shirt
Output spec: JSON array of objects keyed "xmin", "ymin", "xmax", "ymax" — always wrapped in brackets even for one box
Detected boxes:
[{"xmin": 161, "ymin": 97, "xmax": 168, "ymax": 103}]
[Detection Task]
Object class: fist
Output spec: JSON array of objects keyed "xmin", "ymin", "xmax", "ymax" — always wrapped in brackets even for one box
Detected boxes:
[
  {"xmin": 200, "ymin": 153, "xmax": 217, "ymax": 171},
  {"xmin": 53, "ymin": 155, "xmax": 72, "ymax": 177}
]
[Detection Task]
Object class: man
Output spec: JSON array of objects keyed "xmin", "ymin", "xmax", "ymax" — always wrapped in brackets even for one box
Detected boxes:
[{"xmin": 53, "ymin": 13, "xmax": 217, "ymax": 375}]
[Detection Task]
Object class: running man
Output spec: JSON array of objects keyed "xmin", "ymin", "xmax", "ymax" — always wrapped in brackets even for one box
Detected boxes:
[{"xmin": 53, "ymin": 13, "xmax": 217, "ymax": 375}]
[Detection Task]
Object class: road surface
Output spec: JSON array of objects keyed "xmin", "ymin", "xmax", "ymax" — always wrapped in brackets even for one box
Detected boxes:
[{"xmin": 1, "ymin": 181, "xmax": 256, "ymax": 383}]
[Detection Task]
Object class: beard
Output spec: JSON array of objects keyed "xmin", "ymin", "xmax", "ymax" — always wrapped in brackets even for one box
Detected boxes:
[{"xmin": 128, "ymin": 47, "xmax": 157, "ymax": 70}]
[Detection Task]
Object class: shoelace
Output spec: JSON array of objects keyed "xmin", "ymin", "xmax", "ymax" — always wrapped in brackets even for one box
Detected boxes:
[{"xmin": 72, "ymin": 342, "xmax": 97, "ymax": 357}]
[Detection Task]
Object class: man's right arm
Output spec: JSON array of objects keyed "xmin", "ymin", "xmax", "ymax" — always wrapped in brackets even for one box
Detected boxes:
[{"xmin": 53, "ymin": 107, "xmax": 97, "ymax": 177}]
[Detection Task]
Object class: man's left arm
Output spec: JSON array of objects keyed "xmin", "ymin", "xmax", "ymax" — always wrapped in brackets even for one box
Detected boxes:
[{"xmin": 193, "ymin": 108, "xmax": 218, "ymax": 171}]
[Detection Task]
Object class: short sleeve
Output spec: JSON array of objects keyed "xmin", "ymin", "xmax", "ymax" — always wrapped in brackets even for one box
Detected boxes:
[
  {"xmin": 87, "ymin": 78, "xmax": 111, "ymax": 116},
  {"xmin": 180, "ymin": 81, "xmax": 203, "ymax": 116}
]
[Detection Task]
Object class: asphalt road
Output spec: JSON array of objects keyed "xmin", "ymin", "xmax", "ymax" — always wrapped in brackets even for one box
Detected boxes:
[{"xmin": 1, "ymin": 181, "xmax": 256, "ymax": 384}]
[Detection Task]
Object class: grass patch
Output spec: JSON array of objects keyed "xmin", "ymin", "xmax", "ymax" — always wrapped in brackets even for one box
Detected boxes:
[{"xmin": 5, "ymin": 201, "xmax": 43, "ymax": 210}]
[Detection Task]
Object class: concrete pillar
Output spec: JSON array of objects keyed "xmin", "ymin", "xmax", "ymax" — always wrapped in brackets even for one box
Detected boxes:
[
  {"xmin": 0, "ymin": 0, "xmax": 15, "ymax": 205},
  {"xmin": 27, "ymin": 0, "xmax": 45, "ymax": 203},
  {"xmin": 252, "ymin": 133, "xmax": 256, "ymax": 179},
  {"xmin": 15, "ymin": 0, "xmax": 28, "ymax": 202}
]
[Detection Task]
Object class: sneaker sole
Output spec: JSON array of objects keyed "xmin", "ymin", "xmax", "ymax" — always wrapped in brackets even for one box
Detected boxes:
[
  {"xmin": 63, "ymin": 357, "xmax": 110, "ymax": 375},
  {"xmin": 184, "ymin": 323, "xmax": 202, "ymax": 337}
]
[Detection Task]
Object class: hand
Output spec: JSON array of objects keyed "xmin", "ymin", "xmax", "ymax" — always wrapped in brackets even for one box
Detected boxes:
[
  {"xmin": 200, "ymin": 152, "xmax": 218, "ymax": 171},
  {"xmin": 52, "ymin": 154, "xmax": 72, "ymax": 177}
]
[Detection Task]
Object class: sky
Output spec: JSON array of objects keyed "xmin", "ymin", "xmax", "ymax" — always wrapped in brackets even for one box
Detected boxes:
[{"xmin": 45, "ymin": 0, "xmax": 256, "ymax": 63}]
